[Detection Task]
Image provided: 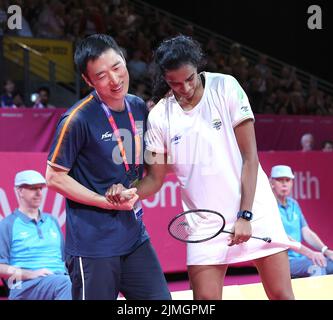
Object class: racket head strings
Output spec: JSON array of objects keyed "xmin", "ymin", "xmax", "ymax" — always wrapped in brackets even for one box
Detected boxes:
[{"xmin": 168, "ymin": 209, "xmax": 226, "ymax": 243}]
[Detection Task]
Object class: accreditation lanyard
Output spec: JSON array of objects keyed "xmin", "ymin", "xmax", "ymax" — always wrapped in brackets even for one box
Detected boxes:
[{"xmin": 101, "ymin": 100, "xmax": 141, "ymax": 173}]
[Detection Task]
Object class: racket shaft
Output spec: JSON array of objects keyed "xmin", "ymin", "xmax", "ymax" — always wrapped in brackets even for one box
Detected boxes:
[{"xmin": 222, "ymin": 230, "xmax": 271, "ymax": 242}]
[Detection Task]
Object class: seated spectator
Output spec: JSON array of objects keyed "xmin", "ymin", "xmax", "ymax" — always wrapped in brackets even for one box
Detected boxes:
[
  {"xmin": 321, "ymin": 140, "xmax": 333, "ymax": 152},
  {"xmin": 1, "ymin": 79, "xmax": 18, "ymax": 108},
  {"xmin": 133, "ymin": 82, "xmax": 150, "ymax": 102},
  {"xmin": 247, "ymin": 68, "xmax": 267, "ymax": 113},
  {"xmin": 300, "ymin": 133, "xmax": 315, "ymax": 152},
  {"xmin": 78, "ymin": 4, "xmax": 106, "ymax": 36},
  {"xmin": 263, "ymin": 92, "xmax": 278, "ymax": 114},
  {"xmin": 127, "ymin": 50, "xmax": 148, "ymax": 81},
  {"xmin": 183, "ymin": 23, "xmax": 194, "ymax": 37},
  {"xmin": 274, "ymin": 87, "xmax": 291, "ymax": 115},
  {"xmin": 289, "ymin": 92, "xmax": 306, "ymax": 115},
  {"xmin": 270, "ymin": 165, "xmax": 333, "ymax": 278},
  {"xmin": 228, "ymin": 42, "xmax": 248, "ymax": 69},
  {"xmin": 324, "ymin": 95, "xmax": 333, "ymax": 115},
  {"xmin": 12, "ymin": 92, "xmax": 25, "ymax": 108},
  {"xmin": 306, "ymin": 88, "xmax": 327, "ymax": 115},
  {"xmin": 32, "ymin": 87, "xmax": 55, "ymax": 109},
  {"xmin": 278, "ymin": 66, "xmax": 295, "ymax": 93},
  {"xmin": 36, "ymin": 0, "xmax": 65, "ymax": 38},
  {"xmin": 0, "ymin": 1, "xmax": 7, "ymax": 36},
  {"xmin": 254, "ymin": 54, "xmax": 271, "ymax": 79},
  {"xmin": 0, "ymin": 170, "xmax": 72, "ymax": 300}
]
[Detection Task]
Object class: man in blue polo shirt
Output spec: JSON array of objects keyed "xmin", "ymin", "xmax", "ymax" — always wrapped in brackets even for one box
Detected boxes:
[
  {"xmin": 46, "ymin": 34, "xmax": 171, "ymax": 300},
  {"xmin": 270, "ymin": 165, "xmax": 333, "ymax": 278},
  {"xmin": 0, "ymin": 170, "xmax": 72, "ymax": 300}
]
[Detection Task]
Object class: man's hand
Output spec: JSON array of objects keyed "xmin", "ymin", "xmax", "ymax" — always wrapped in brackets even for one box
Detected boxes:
[
  {"xmin": 227, "ymin": 219, "xmax": 252, "ymax": 246},
  {"xmin": 24, "ymin": 268, "xmax": 54, "ymax": 280},
  {"xmin": 104, "ymin": 183, "xmax": 138, "ymax": 210},
  {"xmin": 105, "ymin": 184, "xmax": 137, "ymax": 203},
  {"xmin": 6, "ymin": 268, "xmax": 54, "ymax": 286},
  {"xmin": 104, "ymin": 193, "xmax": 139, "ymax": 211},
  {"xmin": 32, "ymin": 268, "xmax": 54, "ymax": 278},
  {"xmin": 309, "ymin": 251, "xmax": 327, "ymax": 267}
]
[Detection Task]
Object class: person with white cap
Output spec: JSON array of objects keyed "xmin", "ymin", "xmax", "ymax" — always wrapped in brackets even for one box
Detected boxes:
[
  {"xmin": 270, "ymin": 165, "xmax": 333, "ymax": 278},
  {"xmin": 0, "ymin": 170, "xmax": 72, "ymax": 299}
]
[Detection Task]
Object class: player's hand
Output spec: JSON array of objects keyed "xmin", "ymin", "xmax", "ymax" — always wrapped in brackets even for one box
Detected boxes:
[
  {"xmin": 105, "ymin": 184, "xmax": 137, "ymax": 203},
  {"xmin": 227, "ymin": 218, "xmax": 252, "ymax": 246},
  {"xmin": 104, "ymin": 193, "xmax": 139, "ymax": 211},
  {"xmin": 310, "ymin": 252, "xmax": 327, "ymax": 267}
]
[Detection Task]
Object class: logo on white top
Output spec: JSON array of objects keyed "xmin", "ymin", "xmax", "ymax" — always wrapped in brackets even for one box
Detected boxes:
[
  {"xmin": 212, "ymin": 119, "xmax": 222, "ymax": 130},
  {"xmin": 241, "ymin": 106, "xmax": 250, "ymax": 114},
  {"xmin": 171, "ymin": 135, "xmax": 182, "ymax": 145}
]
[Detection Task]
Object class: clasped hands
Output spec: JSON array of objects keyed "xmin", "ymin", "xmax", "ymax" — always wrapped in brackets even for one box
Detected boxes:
[{"xmin": 104, "ymin": 183, "xmax": 138, "ymax": 210}]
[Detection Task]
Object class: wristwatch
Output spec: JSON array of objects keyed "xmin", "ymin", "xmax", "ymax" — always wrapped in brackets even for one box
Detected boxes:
[
  {"xmin": 237, "ymin": 210, "xmax": 253, "ymax": 221},
  {"xmin": 321, "ymin": 245, "xmax": 328, "ymax": 254}
]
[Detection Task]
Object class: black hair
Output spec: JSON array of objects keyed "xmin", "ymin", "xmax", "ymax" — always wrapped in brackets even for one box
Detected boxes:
[
  {"xmin": 322, "ymin": 140, "xmax": 333, "ymax": 148},
  {"xmin": 152, "ymin": 35, "xmax": 205, "ymax": 103},
  {"xmin": 74, "ymin": 34, "xmax": 124, "ymax": 76},
  {"xmin": 37, "ymin": 86, "xmax": 50, "ymax": 95}
]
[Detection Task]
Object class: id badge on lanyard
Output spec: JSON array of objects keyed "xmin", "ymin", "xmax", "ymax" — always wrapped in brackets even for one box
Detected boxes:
[
  {"xmin": 101, "ymin": 99, "xmax": 143, "ymax": 219},
  {"xmin": 133, "ymin": 200, "xmax": 143, "ymax": 220}
]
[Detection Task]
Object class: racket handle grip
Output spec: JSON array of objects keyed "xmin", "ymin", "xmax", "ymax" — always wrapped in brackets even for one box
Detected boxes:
[{"xmin": 252, "ymin": 236, "xmax": 272, "ymax": 243}]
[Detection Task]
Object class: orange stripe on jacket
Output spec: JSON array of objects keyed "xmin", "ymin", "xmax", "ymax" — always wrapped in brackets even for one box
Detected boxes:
[{"xmin": 51, "ymin": 95, "xmax": 94, "ymax": 163}]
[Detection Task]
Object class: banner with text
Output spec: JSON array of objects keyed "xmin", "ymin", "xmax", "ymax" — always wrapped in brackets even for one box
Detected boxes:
[
  {"xmin": 4, "ymin": 36, "xmax": 74, "ymax": 83},
  {"xmin": 0, "ymin": 152, "xmax": 332, "ymax": 273},
  {"xmin": 1, "ymin": 110, "xmax": 333, "ymax": 152}
]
